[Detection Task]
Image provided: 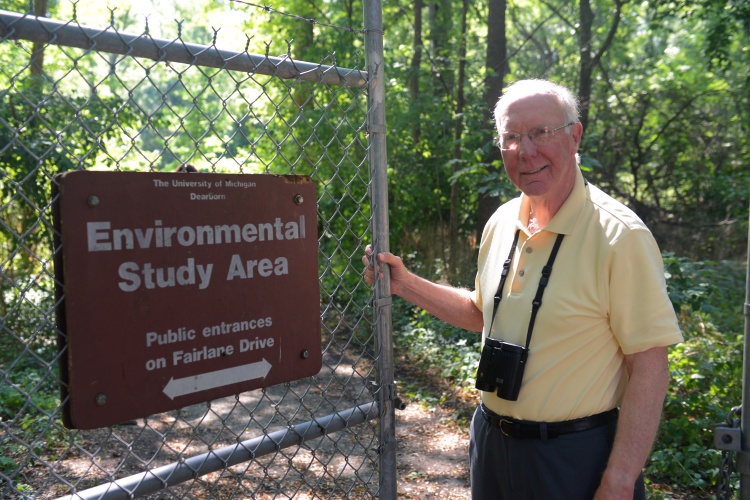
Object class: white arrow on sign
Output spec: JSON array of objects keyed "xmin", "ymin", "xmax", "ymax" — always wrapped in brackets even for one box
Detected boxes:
[{"xmin": 163, "ymin": 359, "xmax": 272, "ymax": 400}]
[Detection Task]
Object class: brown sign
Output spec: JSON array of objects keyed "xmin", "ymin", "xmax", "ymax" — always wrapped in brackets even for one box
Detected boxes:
[{"xmin": 53, "ymin": 171, "xmax": 321, "ymax": 429}]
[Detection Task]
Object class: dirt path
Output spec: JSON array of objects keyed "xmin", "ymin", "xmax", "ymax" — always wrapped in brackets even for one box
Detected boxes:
[
  {"xmin": 393, "ymin": 358, "xmax": 475, "ymax": 499},
  {"xmin": 395, "ymin": 401, "xmax": 472, "ymax": 499}
]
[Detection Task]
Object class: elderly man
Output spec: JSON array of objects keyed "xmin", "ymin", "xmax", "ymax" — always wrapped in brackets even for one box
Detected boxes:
[{"xmin": 363, "ymin": 79, "xmax": 682, "ymax": 499}]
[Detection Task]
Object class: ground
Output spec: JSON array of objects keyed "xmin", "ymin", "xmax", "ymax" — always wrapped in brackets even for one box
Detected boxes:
[
  {"xmin": 394, "ymin": 356, "xmax": 474, "ymax": 499},
  {"xmin": 19, "ymin": 350, "xmax": 712, "ymax": 499}
]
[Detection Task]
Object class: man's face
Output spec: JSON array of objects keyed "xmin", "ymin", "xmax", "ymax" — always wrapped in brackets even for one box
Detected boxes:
[{"xmin": 498, "ymin": 93, "xmax": 582, "ymax": 203}]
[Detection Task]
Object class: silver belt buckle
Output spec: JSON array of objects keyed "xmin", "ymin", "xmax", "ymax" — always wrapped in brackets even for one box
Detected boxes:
[{"xmin": 498, "ymin": 418, "xmax": 513, "ymax": 437}]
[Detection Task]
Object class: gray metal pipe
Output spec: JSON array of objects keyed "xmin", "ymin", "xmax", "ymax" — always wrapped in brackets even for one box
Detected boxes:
[
  {"xmin": 741, "ymin": 201, "xmax": 750, "ymax": 500},
  {"xmin": 0, "ymin": 10, "xmax": 367, "ymax": 88},
  {"xmin": 55, "ymin": 402, "xmax": 379, "ymax": 500},
  {"xmin": 362, "ymin": 0, "xmax": 397, "ymax": 499}
]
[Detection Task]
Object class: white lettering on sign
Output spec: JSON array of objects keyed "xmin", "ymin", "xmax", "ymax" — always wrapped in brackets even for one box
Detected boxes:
[
  {"xmin": 171, "ymin": 179, "xmax": 212, "ymax": 188},
  {"xmin": 87, "ymin": 216, "xmax": 306, "ymax": 252},
  {"xmin": 118, "ymin": 258, "xmax": 213, "ymax": 292},
  {"xmin": 87, "ymin": 221, "xmax": 113, "ymax": 251},
  {"xmin": 226, "ymin": 255, "xmax": 289, "ymax": 280},
  {"xmin": 172, "ymin": 344, "xmax": 235, "ymax": 365},
  {"xmin": 146, "ymin": 327, "xmax": 196, "ymax": 347},
  {"xmin": 239, "ymin": 336, "xmax": 276, "ymax": 352},
  {"xmin": 190, "ymin": 192, "xmax": 226, "ymax": 201},
  {"xmin": 202, "ymin": 318, "xmax": 273, "ymax": 337},
  {"xmin": 223, "ymin": 180, "xmax": 257, "ymax": 188}
]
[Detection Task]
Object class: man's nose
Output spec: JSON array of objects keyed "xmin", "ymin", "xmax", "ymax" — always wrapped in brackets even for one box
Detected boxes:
[{"xmin": 518, "ymin": 134, "xmax": 537, "ymax": 155}]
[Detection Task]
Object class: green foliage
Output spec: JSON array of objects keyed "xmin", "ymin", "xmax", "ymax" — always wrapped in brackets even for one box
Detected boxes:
[
  {"xmin": 0, "ymin": 278, "xmax": 69, "ymax": 478},
  {"xmin": 580, "ymin": 2, "xmax": 749, "ymax": 260},
  {"xmin": 648, "ymin": 257, "xmax": 745, "ymax": 494},
  {"xmin": 652, "ymin": 0, "xmax": 750, "ymax": 69},
  {"xmin": 664, "ymin": 256, "xmax": 745, "ymax": 334},
  {"xmin": 663, "ymin": 253, "xmax": 712, "ymax": 310},
  {"xmin": 375, "ymin": 0, "xmax": 750, "ymax": 267},
  {"xmin": 392, "ymin": 298, "xmax": 481, "ymax": 388},
  {"xmin": 0, "ymin": 76, "xmax": 143, "ymax": 294}
]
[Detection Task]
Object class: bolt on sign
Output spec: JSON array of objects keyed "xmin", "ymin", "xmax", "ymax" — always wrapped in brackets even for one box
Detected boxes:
[{"xmin": 52, "ymin": 171, "xmax": 321, "ymax": 430}]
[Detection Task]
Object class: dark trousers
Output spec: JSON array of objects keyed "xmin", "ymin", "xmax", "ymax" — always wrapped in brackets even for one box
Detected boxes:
[{"xmin": 469, "ymin": 406, "xmax": 646, "ymax": 500}]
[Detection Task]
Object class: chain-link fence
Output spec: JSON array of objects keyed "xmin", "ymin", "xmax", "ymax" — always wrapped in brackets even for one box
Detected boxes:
[{"xmin": 0, "ymin": 1, "xmax": 397, "ymax": 498}]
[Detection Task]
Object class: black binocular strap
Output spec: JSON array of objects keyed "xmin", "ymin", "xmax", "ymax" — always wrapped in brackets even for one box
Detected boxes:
[
  {"xmin": 523, "ymin": 233, "xmax": 565, "ymax": 349},
  {"xmin": 488, "ymin": 229, "xmax": 565, "ymax": 350},
  {"xmin": 489, "ymin": 229, "xmax": 521, "ymax": 332}
]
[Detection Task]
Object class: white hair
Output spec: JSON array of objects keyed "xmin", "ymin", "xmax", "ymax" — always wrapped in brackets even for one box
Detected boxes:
[{"xmin": 494, "ymin": 79, "xmax": 580, "ymax": 132}]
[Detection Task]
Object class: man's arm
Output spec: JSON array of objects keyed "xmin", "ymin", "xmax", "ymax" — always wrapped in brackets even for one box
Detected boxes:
[
  {"xmin": 363, "ymin": 246, "xmax": 484, "ymax": 332},
  {"xmin": 594, "ymin": 345, "xmax": 669, "ymax": 499}
]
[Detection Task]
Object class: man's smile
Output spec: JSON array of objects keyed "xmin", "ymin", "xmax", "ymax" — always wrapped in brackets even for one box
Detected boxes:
[{"xmin": 521, "ymin": 165, "xmax": 548, "ymax": 175}]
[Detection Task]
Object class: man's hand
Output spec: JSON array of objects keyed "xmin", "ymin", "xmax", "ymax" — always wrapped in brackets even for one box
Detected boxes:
[
  {"xmin": 362, "ymin": 245, "xmax": 410, "ymax": 295},
  {"xmin": 593, "ymin": 475, "xmax": 635, "ymax": 500},
  {"xmin": 360, "ymin": 244, "xmax": 483, "ymax": 332}
]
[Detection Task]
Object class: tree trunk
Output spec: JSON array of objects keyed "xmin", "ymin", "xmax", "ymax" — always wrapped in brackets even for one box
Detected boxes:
[
  {"xmin": 428, "ymin": 0, "xmax": 453, "ymax": 263},
  {"xmin": 578, "ymin": 0, "xmax": 594, "ymax": 133},
  {"xmin": 477, "ymin": 0, "xmax": 507, "ymax": 238},
  {"xmin": 449, "ymin": 0, "xmax": 468, "ymax": 281},
  {"xmin": 429, "ymin": 0, "xmax": 454, "ymax": 96},
  {"xmin": 410, "ymin": 0, "xmax": 424, "ymax": 144},
  {"xmin": 578, "ymin": 0, "xmax": 625, "ymax": 133},
  {"xmin": 30, "ymin": 0, "xmax": 48, "ymax": 77},
  {"xmin": 291, "ymin": 3, "xmax": 316, "ymax": 109}
]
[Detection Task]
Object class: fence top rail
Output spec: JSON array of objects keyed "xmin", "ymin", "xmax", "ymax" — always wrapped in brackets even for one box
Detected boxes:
[{"xmin": 0, "ymin": 9, "xmax": 368, "ymax": 88}]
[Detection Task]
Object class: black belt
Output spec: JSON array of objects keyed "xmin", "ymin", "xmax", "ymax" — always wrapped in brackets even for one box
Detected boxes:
[{"xmin": 481, "ymin": 404, "xmax": 618, "ymax": 440}]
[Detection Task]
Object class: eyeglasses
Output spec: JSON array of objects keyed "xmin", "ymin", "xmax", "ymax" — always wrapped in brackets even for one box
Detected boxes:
[{"xmin": 496, "ymin": 122, "xmax": 575, "ymax": 151}]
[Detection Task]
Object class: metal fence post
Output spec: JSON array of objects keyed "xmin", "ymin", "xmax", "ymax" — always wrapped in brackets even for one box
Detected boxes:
[
  {"xmin": 741, "ymin": 200, "xmax": 750, "ymax": 499},
  {"xmin": 363, "ymin": 0, "xmax": 397, "ymax": 498}
]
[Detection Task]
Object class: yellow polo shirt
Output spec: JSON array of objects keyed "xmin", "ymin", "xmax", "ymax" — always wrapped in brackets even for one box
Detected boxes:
[{"xmin": 472, "ymin": 169, "xmax": 683, "ymax": 421}]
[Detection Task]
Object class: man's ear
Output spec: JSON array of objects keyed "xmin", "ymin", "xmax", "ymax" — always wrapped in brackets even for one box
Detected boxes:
[{"xmin": 571, "ymin": 122, "xmax": 584, "ymax": 146}]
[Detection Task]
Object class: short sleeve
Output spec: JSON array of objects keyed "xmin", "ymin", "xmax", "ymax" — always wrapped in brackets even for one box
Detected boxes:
[{"xmin": 608, "ymin": 229, "xmax": 683, "ymax": 354}]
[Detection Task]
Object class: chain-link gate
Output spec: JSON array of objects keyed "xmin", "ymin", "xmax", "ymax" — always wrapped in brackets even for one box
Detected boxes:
[
  {"xmin": 715, "ymin": 406, "xmax": 741, "ymax": 500},
  {"xmin": 0, "ymin": 1, "xmax": 398, "ymax": 498},
  {"xmin": 713, "ymin": 202, "xmax": 750, "ymax": 499}
]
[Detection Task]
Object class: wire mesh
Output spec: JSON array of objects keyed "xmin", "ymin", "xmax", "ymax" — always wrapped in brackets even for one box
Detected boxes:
[{"xmin": 0, "ymin": 4, "xmax": 385, "ymax": 499}]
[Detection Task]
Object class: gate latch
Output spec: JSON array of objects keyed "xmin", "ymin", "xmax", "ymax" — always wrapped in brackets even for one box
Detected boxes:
[{"xmin": 715, "ymin": 424, "xmax": 742, "ymax": 452}]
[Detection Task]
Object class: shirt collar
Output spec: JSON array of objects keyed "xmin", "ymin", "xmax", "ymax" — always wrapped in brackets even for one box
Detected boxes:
[{"xmin": 516, "ymin": 167, "xmax": 586, "ymax": 236}]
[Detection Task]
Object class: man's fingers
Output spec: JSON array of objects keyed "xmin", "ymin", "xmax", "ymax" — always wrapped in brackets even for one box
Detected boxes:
[{"xmin": 362, "ymin": 246, "xmax": 398, "ymax": 286}]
